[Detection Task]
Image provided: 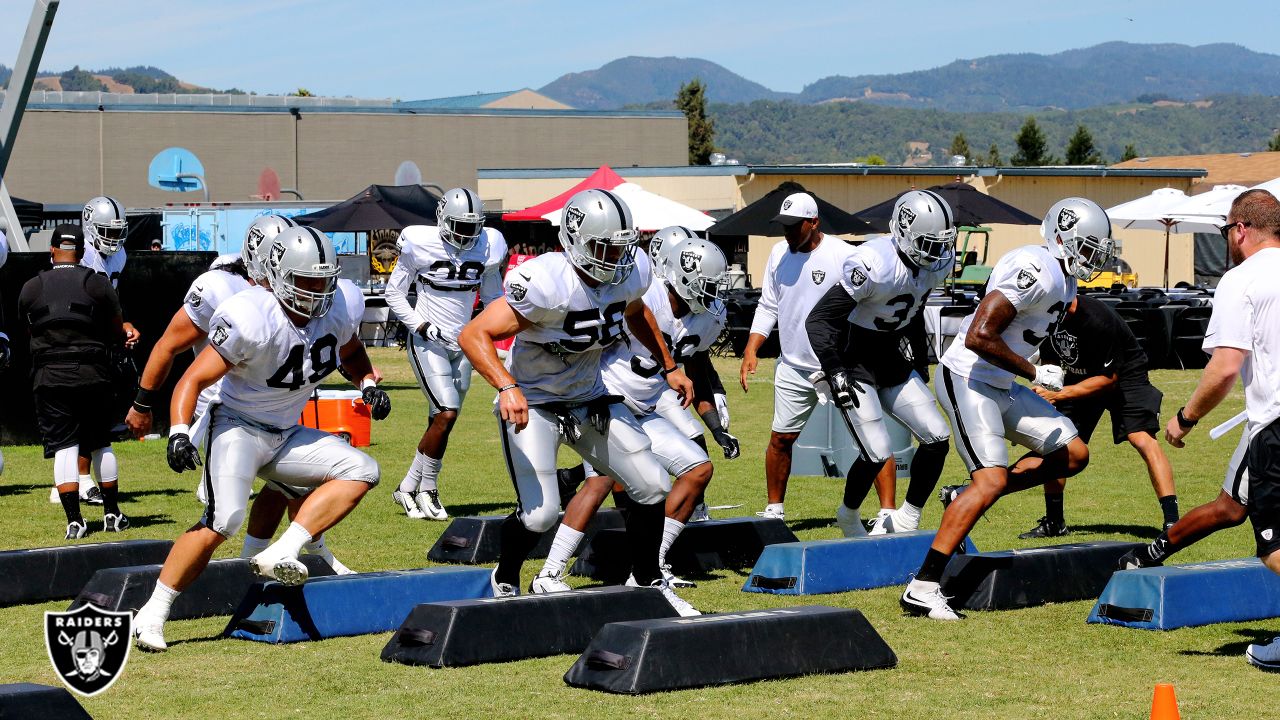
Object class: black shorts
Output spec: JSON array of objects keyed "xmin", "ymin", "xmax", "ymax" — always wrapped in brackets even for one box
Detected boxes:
[
  {"xmin": 1057, "ymin": 380, "xmax": 1162, "ymax": 445},
  {"xmin": 1247, "ymin": 419, "xmax": 1280, "ymax": 558},
  {"xmin": 33, "ymin": 383, "xmax": 115, "ymax": 459}
]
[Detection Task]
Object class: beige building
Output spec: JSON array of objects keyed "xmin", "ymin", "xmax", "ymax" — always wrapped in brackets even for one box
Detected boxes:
[{"xmin": 1113, "ymin": 151, "xmax": 1280, "ymax": 188}]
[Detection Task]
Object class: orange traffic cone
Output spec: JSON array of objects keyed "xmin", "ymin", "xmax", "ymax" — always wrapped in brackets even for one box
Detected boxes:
[{"xmin": 1150, "ymin": 683, "xmax": 1180, "ymax": 720}]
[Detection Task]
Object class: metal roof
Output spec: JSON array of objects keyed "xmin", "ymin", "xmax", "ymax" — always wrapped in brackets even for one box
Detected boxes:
[
  {"xmin": 746, "ymin": 164, "xmax": 1208, "ymax": 178},
  {"xmin": 479, "ymin": 166, "xmax": 748, "ymax": 179}
]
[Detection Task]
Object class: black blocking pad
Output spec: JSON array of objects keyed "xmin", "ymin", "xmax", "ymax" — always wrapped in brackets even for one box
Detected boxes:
[
  {"xmin": 940, "ymin": 541, "xmax": 1145, "ymax": 610},
  {"xmin": 69, "ymin": 555, "xmax": 335, "ymax": 619},
  {"xmin": 0, "ymin": 683, "xmax": 94, "ymax": 719},
  {"xmin": 0, "ymin": 539, "xmax": 173, "ymax": 606},
  {"xmin": 427, "ymin": 510, "xmax": 625, "ymax": 564},
  {"xmin": 564, "ymin": 605, "xmax": 897, "ymax": 694},
  {"xmin": 573, "ymin": 516, "xmax": 797, "ymax": 582},
  {"xmin": 381, "ymin": 586, "xmax": 679, "ymax": 668}
]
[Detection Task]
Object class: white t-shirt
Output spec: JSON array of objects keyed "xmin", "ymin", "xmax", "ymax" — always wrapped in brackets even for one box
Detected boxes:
[
  {"xmin": 600, "ymin": 275, "xmax": 725, "ymax": 412},
  {"xmin": 81, "ymin": 244, "xmax": 127, "ymax": 288},
  {"xmin": 748, "ymin": 236, "xmax": 855, "ymax": 373},
  {"xmin": 206, "ymin": 285, "xmax": 359, "ymax": 429},
  {"xmin": 1204, "ymin": 246, "xmax": 1280, "ymax": 434},
  {"xmin": 385, "ymin": 225, "xmax": 507, "ymax": 338},
  {"xmin": 506, "ymin": 252, "xmax": 650, "ymax": 406},
  {"xmin": 840, "ymin": 235, "xmax": 950, "ymax": 332},
  {"xmin": 943, "ymin": 244, "xmax": 1075, "ymax": 389}
]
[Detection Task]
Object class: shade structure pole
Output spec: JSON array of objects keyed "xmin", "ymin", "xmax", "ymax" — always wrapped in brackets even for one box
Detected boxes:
[
  {"xmin": 1163, "ymin": 223, "xmax": 1171, "ymax": 289},
  {"xmin": 0, "ymin": 0, "xmax": 60, "ymax": 244}
]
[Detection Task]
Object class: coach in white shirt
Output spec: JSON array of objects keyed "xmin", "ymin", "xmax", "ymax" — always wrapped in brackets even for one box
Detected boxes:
[
  {"xmin": 739, "ymin": 192, "xmax": 855, "ymax": 519},
  {"xmin": 1164, "ymin": 188, "xmax": 1280, "ymax": 671}
]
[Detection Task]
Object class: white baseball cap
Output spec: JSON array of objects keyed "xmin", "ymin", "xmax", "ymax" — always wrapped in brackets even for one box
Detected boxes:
[{"xmin": 771, "ymin": 192, "xmax": 819, "ymax": 225}]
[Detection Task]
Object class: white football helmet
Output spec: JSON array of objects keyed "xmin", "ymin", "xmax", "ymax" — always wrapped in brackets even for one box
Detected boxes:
[
  {"xmin": 659, "ymin": 236, "xmax": 729, "ymax": 315},
  {"xmin": 82, "ymin": 196, "xmax": 128, "ymax": 256},
  {"xmin": 1041, "ymin": 197, "xmax": 1116, "ymax": 281},
  {"xmin": 265, "ymin": 226, "xmax": 340, "ymax": 319},
  {"xmin": 891, "ymin": 190, "xmax": 956, "ymax": 271},
  {"xmin": 437, "ymin": 187, "xmax": 485, "ymax": 250},
  {"xmin": 648, "ymin": 225, "xmax": 698, "ymax": 274},
  {"xmin": 243, "ymin": 215, "xmax": 298, "ymax": 283},
  {"xmin": 559, "ymin": 189, "xmax": 638, "ymax": 285}
]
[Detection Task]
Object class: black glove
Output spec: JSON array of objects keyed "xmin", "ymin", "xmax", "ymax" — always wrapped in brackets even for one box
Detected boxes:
[
  {"xmin": 0, "ymin": 336, "xmax": 10, "ymax": 372},
  {"xmin": 362, "ymin": 385, "xmax": 391, "ymax": 420},
  {"xmin": 711, "ymin": 428, "xmax": 740, "ymax": 460},
  {"xmin": 587, "ymin": 400, "xmax": 613, "ymax": 435},
  {"xmin": 167, "ymin": 433, "xmax": 202, "ymax": 473},
  {"xmin": 828, "ymin": 370, "xmax": 862, "ymax": 409}
]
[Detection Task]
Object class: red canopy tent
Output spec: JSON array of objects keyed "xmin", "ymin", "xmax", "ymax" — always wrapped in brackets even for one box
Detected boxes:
[{"xmin": 501, "ymin": 165, "xmax": 626, "ymax": 221}]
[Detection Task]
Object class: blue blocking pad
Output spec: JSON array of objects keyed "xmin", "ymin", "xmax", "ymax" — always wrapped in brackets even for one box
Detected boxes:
[
  {"xmin": 224, "ymin": 567, "xmax": 493, "ymax": 643},
  {"xmin": 1088, "ymin": 557, "xmax": 1280, "ymax": 630},
  {"xmin": 743, "ymin": 531, "xmax": 977, "ymax": 595}
]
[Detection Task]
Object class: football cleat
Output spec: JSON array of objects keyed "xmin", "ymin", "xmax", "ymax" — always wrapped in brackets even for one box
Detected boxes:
[
  {"xmin": 103, "ymin": 513, "xmax": 130, "ymax": 533},
  {"xmin": 529, "ymin": 569, "xmax": 572, "ymax": 594},
  {"xmin": 662, "ymin": 564, "xmax": 696, "ymax": 588},
  {"xmin": 1247, "ymin": 637, "xmax": 1280, "ymax": 672},
  {"xmin": 870, "ymin": 510, "xmax": 916, "ymax": 535},
  {"xmin": 65, "ymin": 520, "xmax": 88, "ymax": 540},
  {"xmin": 490, "ymin": 569, "xmax": 518, "ymax": 598},
  {"xmin": 133, "ymin": 616, "xmax": 168, "ymax": 652},
  {"xmin": 1019, "ymin": 516, "xmax": 1069, "ymax": 539},
  {"xmin": 415, "ymin": 489, "xmax": 448, "ymax": 521},
  {"xmin": 650, "ymin": 578, "xmax": 700, "ymax": 617},
  {"xmin": 689, "ymin": 503, "xmax": 712, "ymax": 523},
  {"xmin": 393, "ymin": 489, "xmax": 427, "ymax": 519},
  {"xmin": 900, "ymin": 578, "xmax": 965, "ymax": 620},
  {"xmin": 81, "ymin": 486, "xmax": 104, "ymax": 506},
  {"xmin": 755, "ymin": 505, "xmax": 785, "ymax": 520},
  {"xmin": 835, "ymin": 504, "xmax": 868, "ymax": 538},
  {"xmin": 938, "ymin": 484, "xmax": 966, "ymax": 510},
  {"xmin": 251, "ymin": 552, "xmax": 309, "ymax": 587},
  {"xmin": 1116, "ymin": 548, "xmax": 1162, "ymax": 571}
]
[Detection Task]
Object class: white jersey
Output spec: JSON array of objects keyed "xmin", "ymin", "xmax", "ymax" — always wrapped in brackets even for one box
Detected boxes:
[
  {"xmin": 1204, "ymin": 246, "xmax": 1280, "ymax": 434},
  {"xmin": 601, "ymin": 275, "xmax": 726, "ymax": 411},
  {"xmin": 943, "ymin": 245, "xmax": 1075, "ymax": 389},
  {"xmin": 81, "ymin": 244, "xmax": 127, "ymax": 288},
  {"xmin": 207, "ymin": 286, "xmax": 359, "ymax": 429},
  {"xmin": 183, "ymin": 269, "xmax": 253, "ymax": 354},
  {"xmin": 506, "ymin": 252, "xmax": 650, "ymax": 406},
  {"xmin": 840, "ymin": 235, "xmax": 949, "ymax": 331},
  {"xmin": 749, "ymin": 236, "xmax": 855, "ymax": 373},
  {"xmin": 337, "ymin": 278, "xmax": 367, "ymax": 332},
  {"xmin": 385, "ymin": 225, "xmax": 507, "ymax": 339}
]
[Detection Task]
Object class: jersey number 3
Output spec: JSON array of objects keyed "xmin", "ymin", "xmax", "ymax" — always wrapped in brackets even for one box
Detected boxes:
[{"xmin": 266, "ymin": 334, "xmax": 339, "ymax": 390}]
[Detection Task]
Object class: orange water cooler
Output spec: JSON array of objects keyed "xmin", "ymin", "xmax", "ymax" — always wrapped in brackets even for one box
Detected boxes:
[{"xmin": 300, "ymin": 390, "xmax": 372, "ymax": 447}]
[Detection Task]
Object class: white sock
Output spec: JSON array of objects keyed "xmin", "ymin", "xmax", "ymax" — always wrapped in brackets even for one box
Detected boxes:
[
  {"xmin": 397, "ymin": 470, "xmax": 418, "ymax": 494},
  {"xmin": 659, "ymin": 518, "xmax": 685, "ymax": 567},
  {"xmin": 417, "ymin": 454, "xmax": 443, "ymax": 492},
  {"xmin": 540, "ymin": 525, "xmax": 585, "ymax": 576},
  {"xmin": 765, "ymin": 502, "xmax": 784, "ymax": 515},
  {"xmin": 138, "ymin": 581, "xmax": 180, "ymax": 624},
  {"xmin": 898, "ymin": 502, "xmax": 923, "ymax": 523},
  {"xmin": 240, "ymin": 534, "xmax": 271, "ymax": 558},
  {"xmin": 302, "ymin": 534, "xmax": 334, "ymax": 562},
  {"xmin": 264, "ymin": 522, "xmax": 311, "ymax": 560},
  {"xmin": 91, "ymin": 447, "xmax": 118, "ymax": 484},
  {"xmin": 78, "ymin": 473, "xmax": 96, "ymax": 494},
  {"xmin": 876, "ymin": 508, "xmax": 893, "ymax": 519}
]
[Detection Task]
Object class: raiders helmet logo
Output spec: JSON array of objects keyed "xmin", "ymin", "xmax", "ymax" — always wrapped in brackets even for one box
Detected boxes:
[
  {"xmin": 895, "ymin": 206, "xmax": 917, "ymax": 236},
  {"xmin": 267, "ymin": 242, "xmax": 286, "ymax": 273},
  {"xmin": 811, "ymin": 270, "xmax": 826, "ymax": 285},
  {"xmin": 211, "ymin": 324, "xmax": 230, "ymax": 346},
  {"xmin": 782, "ymin": 199, "xmax": 793, "ymax": 211},
  {"xmin": 82, "ymin": 205, "xmax": 93, "ymax": 225},
  {"xmin": 246, "ymin": 226, "xmax": 265, "ymax": 253},
  {"xmin": 45, "ymin": 604, "xmax": 132, "ymax": 697},
  {"xmin": 1016, "ymin": 268, "xmax": 1037, "ymax": 290},
  {"xmin": 1057, "ymin": 207, "xmax": 1080, "ymax": 232},
  {"xmin": 565, "ymin": 206, "xmax": 586, "ymax": 235},
  {"xmin": 509, "ymin": 282, "xmax": 528, "ymax": 302},
  {"xmin": 679, "ymin": 250, "xmax": 700, "ymax": 274},
  {"xmin": 849, "ymin": 266, "xmax": 868, "ymax": 287}
]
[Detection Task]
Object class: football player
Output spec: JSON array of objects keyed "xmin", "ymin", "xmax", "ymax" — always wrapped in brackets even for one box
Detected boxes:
[
  {"xmin": 901, "ymin": 198, "xmax": 1112, "ymax": 620},
  {"xmin": 458, "ymin": 189, "xmax": 695, "ymax": 611},
  {"xmin": 806, "ymin": 190, "xmax": 956, "ymax": 537},
  {"xmin": 385, "ymin": 188, "xmax": 507, "ymax": 520},
  {"xmin": 530, "ymin": 233, "xmax": 733, "ymax": 604},
  {"xmin": 133, "ymin": 226, "xmax": 389, "ymax": 651},
  {"xmin": 739, "ymin": 192, "xmax": 856, "ymax": 520}
]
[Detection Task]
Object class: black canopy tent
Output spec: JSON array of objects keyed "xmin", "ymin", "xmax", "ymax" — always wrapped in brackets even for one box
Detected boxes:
[
  {"xmin": 294, "ymin": 184, "xmax": 441, "ymax": 232},
  {"xmin": 852, "ymin": 181, "xmax": 1039, "ymax": 232},
  {"xmin": 707, "ymin": 181, "xmax": 872, "ymax": 237}
]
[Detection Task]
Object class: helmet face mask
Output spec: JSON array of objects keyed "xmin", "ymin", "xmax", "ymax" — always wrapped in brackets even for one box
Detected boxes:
[
  {"xmin": 1042, "ymin": 198, "xmax": 1116, "ymax": 282},
  {"xmin": 891, "ymin": 190, "xmax": 956, "ymax": 271},
  {"xmin": 82, "ymin": 196, "xmax": 128, "ymax": 256},
  {"xmin": 559, "ymin": 189, "xmax": 638, "ymax": 285},
  {"xmin": 266, "ymin": 226, "xmax": 340, "ymax": 319},
  {"xmin": 242, "ymin": 215, "xmax": 298, "ymax": 284},
  {"xmin": 659, "ymin": 237, "xmax": 729, "ymax": 315},
  {"xmin": 437, "ymin": 188, "xmax": 485, "ymax": 250}
]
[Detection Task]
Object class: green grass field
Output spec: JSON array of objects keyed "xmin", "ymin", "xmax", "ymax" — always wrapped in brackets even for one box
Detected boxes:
[{"xmin": 0, "ymin": 351, "xmax": 1270, "ymax": 718}]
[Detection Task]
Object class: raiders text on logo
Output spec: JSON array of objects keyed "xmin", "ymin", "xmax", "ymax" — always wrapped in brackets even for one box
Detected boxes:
[
  {"xmin": 1057, "ymin": 207, "xmax": 1080, "ymax": 232},
  {"xmin": 565, "ymin": 205, "xmax": 586, "ymax": 235},
  {"xmin": 1051, "ymin": 329, "xmax": 1080, "ymax": 366},
  {"xmin": 679, "ymin": 249, "xmax": 700, "ymax": 274},
  {"xmin": 849, "ymin": 266, "xmax": 868, "ymax": 287},
  {"xmin": 811, "ymin": 269, "xmax": 826, "ymax": 285},
  {"xmin": 45, "ymin": 604, "xmax": 132, "ymax": 697},
  {"xmin": 211, "ymin": 324, "xmax": 230, "ymax": 346},
  {"xmin": 509, "ymin": 283, "xmax": 528, "ymax": 302},
  {"xmin": 1016, "ymin": 268, "xmax": 1037, "ymax": 290}
]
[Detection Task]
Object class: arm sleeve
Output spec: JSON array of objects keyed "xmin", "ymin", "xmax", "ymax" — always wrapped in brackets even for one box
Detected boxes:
[
  {"xmin": 687, "ymin": 350, "xmax": 717, "ymax": 403},
  {"xmin": 748, "ymin": 250, "xmax": 780, "ymax": 337},
  {"xmin": 904, "ymin": 307, "xmax": 930, "ymax": 377},
  {"xmin": 384, "ymin": 243, "xmax": 418, "ymax": 327},
  {"xmin": 805, "ymin": 283, "xmax": 857, "ymax": 375}
]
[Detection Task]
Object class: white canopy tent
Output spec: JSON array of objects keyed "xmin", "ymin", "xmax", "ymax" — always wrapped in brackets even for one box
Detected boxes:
[
  {"xmin": 1106, "ymin": 187, "xmax": 1221, "ymax": 288},
  {"xmin": 541, "ymin": 182, "xmax": 715, "ymax": 232},
  {"xmin": 1165, "ymin": 184, "xmax": 1249, "ymax": 222}
]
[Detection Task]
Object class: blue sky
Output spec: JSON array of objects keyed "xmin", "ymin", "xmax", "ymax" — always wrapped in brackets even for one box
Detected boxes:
[{"xmin": 1, "ymin": 0, "xmax": 1277, "ymax": 99}]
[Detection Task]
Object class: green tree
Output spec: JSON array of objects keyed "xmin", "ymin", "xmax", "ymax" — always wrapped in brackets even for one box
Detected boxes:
[
  {"xmin": 675, "ymin": 79, "xmax": 716, "ymax": 165},
  {"xmin": 1065, "ymin": 124, "xmax": 1103, "ymax": 165},
  {"xmin": 59, "ymin": 65, "xmax": 107, "ymax": 92},
  {"xmin": 1011, "ymin": 116, "xmax": 1053, "ymax": 166},
  {"xmin": 948, "ymin": 133, "xmax": 971, "ymax": 162},
  {"xmin": 1120, "ymin": 144, "xmax": 1139, "ymax": 161},
  {"xmin": 1269, "ymin": 132, "xmax": 1280, "ymax": 152},
  {"xmin": 986, "ymin": 143, "xmax": 1002, "ymax": 167},
  {"xmin": 856, "ymin": 154, "xmax": 887, "ymax": 166},
  {"xmin": 292, "ymin": 87, "xmax": 314, "ymax": 97}
]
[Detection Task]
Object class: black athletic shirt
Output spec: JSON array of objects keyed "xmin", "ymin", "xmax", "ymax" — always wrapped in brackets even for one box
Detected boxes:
[{"xmin": 1040, "ymin": 293, "xmax": 1147, "ymax": 386}]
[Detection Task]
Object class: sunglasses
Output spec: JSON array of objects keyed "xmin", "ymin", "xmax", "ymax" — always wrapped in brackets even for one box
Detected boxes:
[{"xmin": 1219, "ymin": 220, "xmax": 1251, "ymax": 240}]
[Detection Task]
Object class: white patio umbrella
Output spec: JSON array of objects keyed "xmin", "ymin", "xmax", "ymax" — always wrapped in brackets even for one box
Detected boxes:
[
  {"xmin": 1166, "ymin": 184, "xmax": 1249, "ymax": 221},
  {"xmin": 542, "ymin": 182, "xmax": 715, "ymax": 232},
  {"xmin": 1106, "ymin": 187, "xmax": 1221, "ymax": 288}
]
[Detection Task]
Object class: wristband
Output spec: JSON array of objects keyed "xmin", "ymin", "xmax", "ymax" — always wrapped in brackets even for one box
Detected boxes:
[
  {"xmin": 660, "ymin": 365, "xmax": 679, "ymax": 378},
  {"xmin": 361, "ymin": 378, "xmax": 377, "ymax": 390},
  {"xmin": 133, "ymin": 387, "xmax": 159, "ymax": 411},
  {"xmin": 169, "ymin": 424, "xmax": 190, "ymax": 438},
  {"xmin": 1176, "ymin": 407, "xmax": 1198, "ymax": 430},
  {"xmin": 498, "ymin": 384, "xmax": 518, "ymax": 393}
]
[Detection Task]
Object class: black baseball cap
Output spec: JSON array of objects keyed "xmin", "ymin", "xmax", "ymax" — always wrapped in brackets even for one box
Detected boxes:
[{"xmin": 51, "ymin": 224, "xmax": 85, "ymax": 253}]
